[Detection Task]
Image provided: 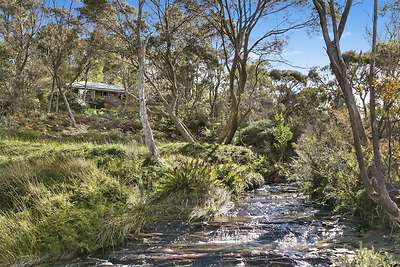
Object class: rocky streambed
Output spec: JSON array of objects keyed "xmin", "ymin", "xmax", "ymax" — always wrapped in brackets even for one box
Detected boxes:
[{"xmin": 58, "ymin": 184, "xmax": 399, "ymax": 266}]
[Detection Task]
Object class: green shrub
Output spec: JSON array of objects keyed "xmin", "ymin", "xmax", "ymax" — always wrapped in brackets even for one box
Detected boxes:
[
  {"xmin": 213, "ymin": 163, "xmax": 245, "ymax": 196},
  {"xmin": 271, "ymin": 113, "xmax": 293, "ymax": 161},
  {"xmin": 213, "ymin": 163, "xmax": 264, "ymax": 195},
  {"xmin": 161, "ymin": 142, "xmax": 258, "ymax": 165},
  {"xmin": 236, "ymin": 120, "xmax": 274, "ymax": 153},
  {"xmin": 341, "ymin": 247, "xmax": 396, "ymax": 267},
  {"xmin": 0, "ymin": 213, "xmax": 38, "ymax": 264},
  {"xmin": 0, "ymin": 139, "xmax": 270, "ymax": 264},
  {"xmin": 13, "ymin": 129, "xmax": 42, "ymax": 141},
  {"xmin": 292, "ymin": 129, "xmax": 360, "ymax": 209},
  {"xmin": 250, "ymin": 155, "xmax": 272, "ymax": 178},
  {"xmin": 237, "ymin": 117, "xmax": 293, "ymax": 161},
  {"xmin": 291, "ymin": 122, "xmax": 381, "ymax": 224}
]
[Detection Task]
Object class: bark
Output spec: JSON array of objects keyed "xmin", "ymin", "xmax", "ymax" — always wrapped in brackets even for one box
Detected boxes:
[
  {"xmin": 169, "ymin": 109, "xmax": 196, "ymax": 143},
  {"xmin": 167, "ymin": 62, "xmax": 195, "ymax": 143},
  {"xmin": 313, "ymin": 0, "xmax": 400, "ymax": 224},
  {"xmin": 387, "ymin": 110, "xmax": 392, "ymax": 180},
  {"xmin": 218, "ymin": 55, "xmax": 240, "ymax": 144},
  {"xmin": 368, "ymin": 0, "xmax": 400, "ymax": 220},
  {"xmin": 223, "ymin": 105, "xmax": 239, "ymax": 144},
  {"xmin": 56, "ymin": 91, "xmax": 59, "ymax": 113},
  {"xmin": 48, "ymin": 77, "xmax": 55, "ymax": 113},
  {"xmin": 136, "ymin": 0, "xmax": 161, "ymax": 161},
  {"xmin": 209, "ymin": 71, "xmax": 221, "ymax": 117},
  {"xmin": 122, "ymin": 71, "xmax": 129, "ymax": 113},
  {"xmin": 138, "ymin": 44, "xmax": 160, "ymax": 160},
  {"xmin": 55, "ymin": 75, "xmax": 77, "ymax": 128},
  {"xmin": 167, "ymin": 63, "xmax": 195, "ymax": 143}
]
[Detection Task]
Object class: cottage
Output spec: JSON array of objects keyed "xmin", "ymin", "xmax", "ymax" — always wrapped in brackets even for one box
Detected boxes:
[{"xmin": 72, "ymin": 81, "xmax": 126, "ymax": 107}]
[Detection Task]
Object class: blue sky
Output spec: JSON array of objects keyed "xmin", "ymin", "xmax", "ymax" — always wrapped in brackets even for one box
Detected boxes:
[
  {"xmin": 48, "ymin": 0, "xmax": 391, "ymax": 73},
  {"xmin": 274, "ymin": 1, "xmax": 391, "ymax": 72}
]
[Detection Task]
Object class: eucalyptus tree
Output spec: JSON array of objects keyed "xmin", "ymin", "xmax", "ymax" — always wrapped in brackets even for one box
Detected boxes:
[
  {"xmin": 0, "ymin": 0, "xmax": 43, "ymax": 112},
  {"xmin": 147, "ymin": 0, "xmax": 219, "ymax": 143},
  {"xmin": 136, "ymin": 0, "xmax": 161, "ymax": 160},
  {"xmin": 313, "ymin": 0, "xmax": 400, "ymax": 225},
  {"xmin": 37, "ymin": 1, "xmax": 94, "ymax": 127},
  {"xmin": 81, "ymin": 0, "xmax": 160, "ymax": 160},
  {"xmin": 204, "ymin": 0, "xmax": 311, "ymax": 144}
]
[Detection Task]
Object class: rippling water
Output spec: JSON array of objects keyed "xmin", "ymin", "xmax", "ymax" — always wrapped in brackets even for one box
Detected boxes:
[{"xmin": 59, "ymin": 184, "xmax": 399, "ymax": 267}]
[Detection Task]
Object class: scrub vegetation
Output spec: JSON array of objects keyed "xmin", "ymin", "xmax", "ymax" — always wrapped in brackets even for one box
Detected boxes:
[{"xmin": 1, "ymin": 0, "xmax": 400, "ymax": 265}]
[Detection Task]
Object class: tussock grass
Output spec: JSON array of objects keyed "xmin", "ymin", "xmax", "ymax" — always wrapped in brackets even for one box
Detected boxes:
[
  {"xmin": 0, "ymin": 156, "xmax": 145, "ymax": 264},
  {"xmin": 0, "ymin": 139, "xmax": 268, "ymax": 265}
]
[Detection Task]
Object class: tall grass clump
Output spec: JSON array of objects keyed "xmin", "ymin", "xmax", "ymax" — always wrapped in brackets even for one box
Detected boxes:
[
  {"xmin": 0, "ymin": 157, "xmax": 145, "ymax": 265},
  {"xmin": 153, "ymin": 158, "xmax": 230, "ymax": 221}
]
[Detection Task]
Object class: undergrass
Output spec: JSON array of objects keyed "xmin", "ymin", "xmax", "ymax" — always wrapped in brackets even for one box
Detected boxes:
[{"xmin": 0, "ymin": 139, "xmax": 268, "ymax": 265}]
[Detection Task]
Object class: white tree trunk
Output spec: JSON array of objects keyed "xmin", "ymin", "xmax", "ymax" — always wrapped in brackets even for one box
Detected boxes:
[
  {"xmin": 137, "ymin": 42, "xmax": 160, "ymax": 160},
  {"xmin": 136, "ymin": 0, "xmax": 160, "ymax": 161}
]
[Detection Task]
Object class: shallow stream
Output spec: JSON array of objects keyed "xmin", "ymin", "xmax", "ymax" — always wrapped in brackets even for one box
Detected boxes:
[{"xmin": 60, "ymin": 184, "xmax": 399, "ymax": 266}]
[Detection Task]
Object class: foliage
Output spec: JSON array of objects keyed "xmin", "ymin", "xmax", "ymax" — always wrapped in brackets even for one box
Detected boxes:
[
  {"xmin": 237, "ymin": 120, "xmax": 274, "ymax": 153},
  {"xmin": 237, "ymin": 116, "xmax": 293, "ymax": 162},
  {"xmin": 271, "ymin": 113, "xmax": 293, "ymax": 161},
  {"xmin": 291, "ymin": 118, "xmax": 383, "ymax": 223},
  {"xmin": 0, "ymin": 138, "xmax": 268, "ymax": 264},
  {"xmin": 0, "ymin": 157, "xmax": 144, "ymax": 264},
  {"xmin": 161, "ymin": 142, "xmax": 259, "ymax": 165},
  {"xmin": 341, "ymin": 247, "xmax": 396, "ymax": 267},
  {"xmin": 154, "ymin": 159, "xmax": 220, "ymax": 199}
]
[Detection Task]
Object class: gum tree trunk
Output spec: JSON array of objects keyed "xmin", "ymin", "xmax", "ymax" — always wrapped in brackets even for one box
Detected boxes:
[
  {"xmin": 55, "ymin": 75, "xmax": 77, "ymax": 128},
  {"xmin": 313, "ymin": 0, "xmax": 400, "ymax": 224},
  {"xmin": 136, "ymin": 0, "xmax": 161, "ymax": 161}
]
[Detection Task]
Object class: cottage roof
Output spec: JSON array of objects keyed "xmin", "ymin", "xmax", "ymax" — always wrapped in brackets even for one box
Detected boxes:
[{"xmin": 72, "ymin": 82, "xmax": 125, "ymax": 93}]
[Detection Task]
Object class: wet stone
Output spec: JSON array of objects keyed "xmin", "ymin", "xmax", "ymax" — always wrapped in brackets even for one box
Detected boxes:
[{"xmin": 59, "ymin": 183, "xmax": 398, "ymax": 267}]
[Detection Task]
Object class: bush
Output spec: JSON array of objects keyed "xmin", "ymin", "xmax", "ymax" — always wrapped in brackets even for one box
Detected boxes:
[
  {"xmin": 161, "ymin": 142, "xmax": 258, "ymax": 165},
  {"xmin": 155, "ymin": 159, "xmax": 218, "ymax": 198},
  {"xmin": 271, "ymin": 113, "xmax": 293, "ymax": 161},
  {"xmin": 236, "ymin": 120, "xmax": 274, "ymax": 153},
  {"xmin": 13, "ymin": 129, "xmax": 42, "ymax": 141},
  {"xmin": 88, "ymin": 99, "xmax": 105, "ymax": 109},
  {"xmin": 0, "ymin": 213, "xmax": 38, "ymax": 264},
  {"xmin": 291, "ymin": 122, "xmax": 381, "ymax": 223},
  {"xmin": 214, "ymin": 163, "xmax": 264, "ymax": 195},
  {"xmin": 341, "ymin": 247, "xmax": 396, "ymax": 267}
]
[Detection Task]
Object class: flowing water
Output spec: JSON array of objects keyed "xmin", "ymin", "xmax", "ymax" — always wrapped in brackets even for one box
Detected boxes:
[{"xmin": 60, "ymin": 184, "xmax": 399, "ymax": 266}]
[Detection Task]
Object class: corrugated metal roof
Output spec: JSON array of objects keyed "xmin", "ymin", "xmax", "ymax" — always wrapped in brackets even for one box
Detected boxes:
[{"xmin": 72, "ymin": 81, "xmax": 125, "ymax": 93}]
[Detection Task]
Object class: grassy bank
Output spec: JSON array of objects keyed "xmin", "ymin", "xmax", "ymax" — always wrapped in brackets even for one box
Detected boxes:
[{"xmin": 0, "ymin": 138, "xmax": 268, "ymax": 265}]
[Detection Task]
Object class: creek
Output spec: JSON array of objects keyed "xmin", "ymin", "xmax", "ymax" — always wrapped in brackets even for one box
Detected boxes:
[{"xmin": 60, "ymin": 183, "xmax": 398, "ymax": 266}]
